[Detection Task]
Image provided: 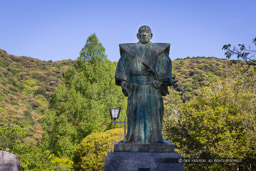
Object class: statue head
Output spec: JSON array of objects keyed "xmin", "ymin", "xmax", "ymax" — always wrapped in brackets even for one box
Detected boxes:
[{"xmin": 137, "ymin": 25, "xmax": 153, "ymax": 44}]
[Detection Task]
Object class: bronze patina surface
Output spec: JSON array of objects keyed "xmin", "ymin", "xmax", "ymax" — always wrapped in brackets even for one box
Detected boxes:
[{"xmin": 115, "ymin": 25, "xmax": 172, "ymax": 149}]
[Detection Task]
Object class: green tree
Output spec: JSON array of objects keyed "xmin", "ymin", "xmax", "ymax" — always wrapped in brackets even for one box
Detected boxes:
[
  {"xmin": 164, "ymin": 77, "xmax": 256, "ymax": 170},
  {"xmin": 42, "ymin": 34, "xmax": 126, "ymax": 158},
  {"xmin": 0, "ymin": 123, "xmax": 26, "ymax": 152},
  {"xmin": 79, "ymin": 33, "xmax": 106, "ymax": 62},
  {"xmin": 162, "ymin": 89, "xmax": 183, "ymax": 153},
  {"xmin": 0, "ymin": 123, "xmax": 65, "ymax": 170},
  {"xmin": 17, "ymin": 145, "xmax": 73, "ymax": 170}
]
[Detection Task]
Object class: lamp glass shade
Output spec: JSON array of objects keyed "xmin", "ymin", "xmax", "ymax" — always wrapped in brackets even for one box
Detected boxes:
[{"xmin": 110, "ymin": 108, "xmax": 121, "ymax": 119}]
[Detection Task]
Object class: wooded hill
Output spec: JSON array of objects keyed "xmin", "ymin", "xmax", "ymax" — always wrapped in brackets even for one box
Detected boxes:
[
  {"xmin": 0, "ymin": 48, "xmax": 74, "ymax": 145},
  {"xmin": 0, "ymin": 48, "xmax": 230, "ymax": 145},
  {"xmin": 172, "ymin": 56, "xmax": 230, "ymax": 101}
]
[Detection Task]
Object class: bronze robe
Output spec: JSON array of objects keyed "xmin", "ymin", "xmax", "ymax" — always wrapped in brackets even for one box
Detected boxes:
[{"xmin": 115, "ymin": 42, "xmax": 172, "ymax": 143}]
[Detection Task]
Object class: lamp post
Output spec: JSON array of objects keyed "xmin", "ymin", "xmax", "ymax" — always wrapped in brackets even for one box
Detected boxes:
[{"xmin": 109, "ymin": 108, "xmax": 127, "ymax": 139}]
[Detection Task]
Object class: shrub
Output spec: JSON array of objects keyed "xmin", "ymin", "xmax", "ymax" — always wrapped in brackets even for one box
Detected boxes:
[{"xmin": 73, "ymin": 128, "xmax": 123, "ymax": 171}]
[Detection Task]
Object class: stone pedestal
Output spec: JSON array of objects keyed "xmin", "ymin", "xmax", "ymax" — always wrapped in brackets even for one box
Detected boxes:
[
  {"xmin": 114, "ymin": 143, "xmax": 175, "ymax": 153},
  {"xmin": 104, "ymin": 152, "xmax": 183, "ymax": 171}
]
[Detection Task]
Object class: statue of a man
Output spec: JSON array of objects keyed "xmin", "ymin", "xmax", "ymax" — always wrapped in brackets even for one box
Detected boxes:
[{"xmin": 115, "ymin": 25, "xmax": 172, "ymax": 144}]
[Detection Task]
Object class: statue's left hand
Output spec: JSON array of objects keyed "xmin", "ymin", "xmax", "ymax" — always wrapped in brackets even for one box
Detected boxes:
[
  {"xmin": 121, "ymin": 81, "xmax": 128, "ymax": 88},
  {"xmin": 152, "ymin": 80, "xmax": 163, "ymax": 89}
]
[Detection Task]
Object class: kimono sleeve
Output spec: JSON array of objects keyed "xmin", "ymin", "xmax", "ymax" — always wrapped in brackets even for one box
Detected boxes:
[
  {"xmin": 115, "ymin": 54, "xmax": 128, "ymax": 86},
  {"xmin": 157, "ymin": 52, "xmax": 172, "ymax": 84},
  {"xmin": 156, "ymin": 52, "xmax": 172, "ymax": 96}
]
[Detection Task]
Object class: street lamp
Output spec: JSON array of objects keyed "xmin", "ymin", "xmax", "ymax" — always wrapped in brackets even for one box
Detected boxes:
[
  {"xmin": 109, "ymin": 108, "xmax": 127, "ymax": 139},
  {"xmin": 109, "ymin": 108, "xmax": 121, "ymax": 123}
]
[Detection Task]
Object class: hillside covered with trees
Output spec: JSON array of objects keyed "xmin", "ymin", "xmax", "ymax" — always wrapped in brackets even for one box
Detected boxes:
[{"xmin": 0, "ymin": 48, "xmax": 74, "ymax": 145}]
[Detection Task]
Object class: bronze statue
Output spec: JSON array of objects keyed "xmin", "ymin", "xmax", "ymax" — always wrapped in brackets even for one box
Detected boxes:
[{"xmin": 115, "ymin": 25, "xmax": 172, "ymax": 144}]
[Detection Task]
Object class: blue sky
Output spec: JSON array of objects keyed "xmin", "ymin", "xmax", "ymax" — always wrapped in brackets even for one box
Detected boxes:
[{"xmin": 0, "ymin": 0, "xmax": 255, "ymax": 61}]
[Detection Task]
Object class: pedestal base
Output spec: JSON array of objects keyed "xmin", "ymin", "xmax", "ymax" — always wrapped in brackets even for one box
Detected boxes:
[
  {"xmin": 104, "ymin": 152, "xmax": 184, "ymax": 171},
  {"xmin": 114, "ymin": 143, "xmax": 175, "ymax": 153}
]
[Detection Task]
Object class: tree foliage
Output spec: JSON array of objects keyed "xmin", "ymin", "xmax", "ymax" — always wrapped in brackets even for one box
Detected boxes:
[
  {"xmin": 73, "ymin": 128, "xmax": 123, "ymax": 171},
  {"xmin": 0, "ymin": 123, "xmax": 26, "ymax": 152},
  {"xmin": 164, "ymin": 76, "xmax": 256, "ymax": 170},
  {"xmin": 0, "ymin": 123, "xmax": 73, "ymax": 170},
  {"xmin": 79, "ymin": 33, "xmax": 107, "ymax": 62},
  {"xmin": 222, "ymin": 37, "xmax": 256, "ymax": 72},
  {"xmin": 42, "ymin": 34, "xmax": 126, "ymax": 158}
]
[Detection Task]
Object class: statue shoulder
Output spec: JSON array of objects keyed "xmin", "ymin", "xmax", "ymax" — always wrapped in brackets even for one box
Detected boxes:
[
  {"xmin": 119, "ymin": 43, "xmax": 137, "ymax": 57},
  {"xmin": 119, "ymin": 43, "xmax": 171, "ymax": 57},
  {"xmin": 152, "ymin": 43, "xmax": 171, "ymax": 56}
]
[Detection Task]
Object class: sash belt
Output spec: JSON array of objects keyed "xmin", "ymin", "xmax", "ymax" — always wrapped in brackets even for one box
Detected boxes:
[{"xmin": 131, "ymin": 76, "xmax": 155, "ymax": 85}]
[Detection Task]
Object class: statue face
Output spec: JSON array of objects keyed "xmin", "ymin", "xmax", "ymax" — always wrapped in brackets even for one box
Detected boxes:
[{"xmin": 137, "ymin": 26, "xmax": 152, "ymax": 44}]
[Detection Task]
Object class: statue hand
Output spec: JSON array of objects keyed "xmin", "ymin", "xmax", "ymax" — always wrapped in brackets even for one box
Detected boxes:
[
  {"xmin": 152, "ymin": 80, "xmax": 162, "ymax": 89},
  {"xmin": 121, "ymin": 81, "xmax": 132, "ymax": 97},
  {"xmin": 121, "ymin": 81, "xmax": 127, "ymax": 88}
]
